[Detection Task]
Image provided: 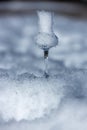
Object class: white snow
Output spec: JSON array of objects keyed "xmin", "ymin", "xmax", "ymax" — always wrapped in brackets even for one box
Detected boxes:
[
  {"xmin": 0, "ymin": 10, "xmax": 87, "ymax": 130},
  {"xmin": 0, "ymin": 77, "xmax": 63, "ymax": 122}
]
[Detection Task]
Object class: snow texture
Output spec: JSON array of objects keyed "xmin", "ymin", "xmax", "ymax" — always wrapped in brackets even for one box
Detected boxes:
[
  {"xmin": 38, "ymin": 11, "xmax": 53, "ymax": 34},
  {"xmin": 0, "ymin": 10, "xmax": 87, "ymax": 130}
]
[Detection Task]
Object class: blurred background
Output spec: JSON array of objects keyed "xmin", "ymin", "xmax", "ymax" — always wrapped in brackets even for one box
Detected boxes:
[
  {"xmin": 0, "ymin": 0, "xmax": 87, "ymax": 2},
  {"xmin": 0, "ymin": 0, "xmax": 87, "ymax": 77}
]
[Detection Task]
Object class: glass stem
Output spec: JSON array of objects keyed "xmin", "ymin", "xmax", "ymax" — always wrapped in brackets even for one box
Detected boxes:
[{"xmin": 44, "ymin": 50, "xmax": 49, "ymax": 77}]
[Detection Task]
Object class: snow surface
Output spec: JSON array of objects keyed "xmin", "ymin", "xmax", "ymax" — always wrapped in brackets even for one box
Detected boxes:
[{"xmin": 0, "ymin": 12, "xmax": 87, "ymax": 130}]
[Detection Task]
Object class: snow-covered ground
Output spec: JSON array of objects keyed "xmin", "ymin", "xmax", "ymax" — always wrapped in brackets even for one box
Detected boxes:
[{"xmin": 0, "ymin": 9, "xmax": 87, "ymax": 130}]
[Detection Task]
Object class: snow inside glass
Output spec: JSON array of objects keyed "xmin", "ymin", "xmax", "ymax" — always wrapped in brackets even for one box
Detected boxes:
[{"xmin": 0, "ymin": 2, "xmax": 87, "ymax": 130}]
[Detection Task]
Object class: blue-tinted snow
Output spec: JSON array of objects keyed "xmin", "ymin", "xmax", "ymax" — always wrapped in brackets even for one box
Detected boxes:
[{"xmin": 0, "ymin": 12, "xmax": 87, "ymax": 130}]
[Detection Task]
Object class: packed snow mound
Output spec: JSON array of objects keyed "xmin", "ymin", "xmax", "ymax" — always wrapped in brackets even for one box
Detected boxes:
[{"xmin": 0, "ymin": 76, "xmax": 64, "ymax": 122}]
